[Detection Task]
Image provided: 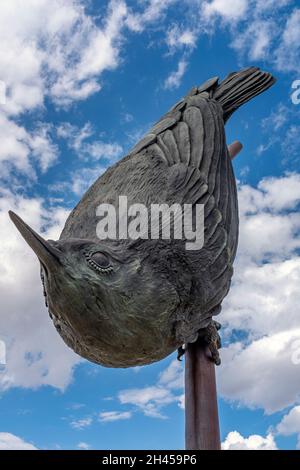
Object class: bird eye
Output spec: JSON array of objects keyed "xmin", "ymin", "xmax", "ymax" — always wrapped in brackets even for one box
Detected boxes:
[
  {"xmin": 91, "ymin": 252, "xmax": 110, "ymax": 268},
  {"xmin": 86, "ymin": 251, "xmax": 113, "ymax": 274}
]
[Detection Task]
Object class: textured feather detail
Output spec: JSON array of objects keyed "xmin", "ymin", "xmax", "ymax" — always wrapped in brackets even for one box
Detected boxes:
[
  {"xmin": 213, "ymin": 66, "xmax": 276, "ymax": 121},
  {"xmin": 128, "ymin": 69, "xmax": 275, "ymax": 321},
  {"xmin": 183, "ymin": 106, "xmax": 204, "ymax": 168},
  {"xmin": 127, "ymin": 77, "xmax": 239, "ymax": 288},
  {"xmin": 161, "ymin": 130, "xmax": 180, "ymax": 164},
  {"xmin": 197, "ymin": 76, "xmax": 219, "ymax": 94},
  {"xmin": 167, "ymin": 165, "xmax": 208, "ymax": 205},
  {"xmin": 172, "ymin": 121, "xmax": 191, "ymax": 165}
]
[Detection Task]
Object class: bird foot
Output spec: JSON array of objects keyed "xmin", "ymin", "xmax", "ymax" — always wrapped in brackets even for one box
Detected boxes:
[
  {"xmin": 176, "ymin": 320, "xmax": 222, "ymax": 365},
  {"xmin": 198, "ymin": 320, "xmax": 222, "ymax": 366},
  {"xmin": 177, "ymin": 345, "xmax": 186, "ymax": 361}
]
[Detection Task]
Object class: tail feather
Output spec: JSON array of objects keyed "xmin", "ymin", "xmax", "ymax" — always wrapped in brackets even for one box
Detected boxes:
[{"xmin": 213, "ymin": 67, "xmax": 276, "ymax": 122}]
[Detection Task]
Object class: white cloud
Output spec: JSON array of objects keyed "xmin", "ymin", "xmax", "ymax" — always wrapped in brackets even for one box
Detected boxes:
[
  {"xmin": 254, "ymin": 0, "xmax": 292, "ymax": 12},
  {"xmin": 282, "ymin": 8, "xmax": 300, "ymax": 44},
  {"xmin": 77, "ymin": 441, "xmax": 91, "ymax": 450},
  {"xmin": 69, "ymin": 403, "xmax": 86, "ymax": 410},
  {"xmin": 72, "ymin": 410, "xmax": 132, "ymax": 427},
  {"xmin": 222, "ymin": 431, "xmax": 277, "ymax": 450},
  {"xmin": 230, "ymin": 175, "xmax": 300, "ymax": 285},
  {"xmin": 57, "ymin": 122, "xmax": 93, "ymax": 152},
  {"xmin": 281, "ymin": 125, "xmax": 300, "ymax": 158},
  {"xmin": 248, "ymin": 26, "xmax": 271, "ymax": 60},
  {"xmin": 99, "ymin": 411, "xmax": 132, "ymax": 422},
  {"xmin": 257, "ymin": 140, "xmax": 277, "ymax": 156},
  {"xmin": 0, "ymin": 113, "xmax": 58, "ymax": 180},
  {"xmin": 217, "ymin": 173, "xmax": 300, "ymax": 414},
  {"xmin": 238, "ymin": 209, "xmax": 300, "ymax": 261},
  {"xmin": 0, "ymin": 113, "xmax": 35, "ymax": 178},
  {"xmin": 55, "ymin": 121, "xmax": 121, "ymax": 196},
  {"xmin": 0, "ymin": 0, "xmax": 129, "ymax": 111},
  {"xmin": 200, "ymin": 1, "xmax": 299, "ymax": 75},
  {"xmin": 119, "ymin": 386, "xmax": 176, "ymax": 418},
  {"xmin": 0, "ymin": 190, "xmax": 80, "ymax": 391},
  {"xmin": 29, "ymin": 125, "xmax": 59, "ymax": 173},
  {"xmin": 261, "ymin": 104, "xmax": 290, "ymax": 132},
  {"xmin": 0, "ymin": 432, "xmax": 37, "ymax": 450},
  {"xmin": 158, "ymin": 357, "xmax": 184, "ymax": 389},
  {"xmin": 84, "ymin": 141, "xmax": 123, "ymax": 161},
  {"xmin": 51, "ymin": 0, "xmax": 128, "ymax": 105},
  {"xmin": 218, "ymin": 330, "xmax": 300, "ymax": 413},
  {"xmin": 258, "ymin": 105, "xmax": 300, "ymax": 160},
  {"xmin": 231, "ymin": 20, "xmax": 273, "ymax": 61},
  {"xmin": 276, "ymin": 406, "xmax": 300, "ymax": 436},
  {"xmin": 274, "ymin": 8, "xmax": 300, "ymax": 73},
  {"xmin": 252, "ymin": 173, "xmax": 300, "ymax": 212},
  {"xmin": 70, "ymin": 417, "xmax": 93, "ymax": 430},
  {"xmin": 178, "ymin": 393, "xmax": 185, "ymax": 409},
  {"xmin": 0, "ymin": 0, "xmax": 127, "ymax": 180},
  {"xmin": 203, "ymin": 0, "xmax": 249, "ymax": 21},
  {"xmin": 164, "ymin": 59, "xmax": 188, "ymax": 90},
  {"xmin": 274, "ymin": 5, "xmax": 300, "ymax": 73},
  {"xmin": 125, "ymin": 0, "xmax": 177, "ymax": 32},
  {"xmin": 118, "ymin": 359, "xmax": 184, "ymax": 418},
  {"xmin": 1, "ymin": 0, "xmax": 296, "ymax": 182},
  {"xmin": 57, "ymin": 122, "xmax": 122, "ymax": 162},
  {"xmin": 166, "ymin": 26, "xmax": 196, "ymax": 52},
  {"xmin": 121, "ymin": 112, "xmax": 134, "ymax": 123},
  {"xmin": 221, "ymin": 258, "xmax": 300, "ymax": 336}
]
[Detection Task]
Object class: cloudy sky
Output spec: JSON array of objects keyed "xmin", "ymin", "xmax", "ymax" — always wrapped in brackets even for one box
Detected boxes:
[{"xmin": 0, "ymin": 0, "xmax": 300, "ymax": 450}]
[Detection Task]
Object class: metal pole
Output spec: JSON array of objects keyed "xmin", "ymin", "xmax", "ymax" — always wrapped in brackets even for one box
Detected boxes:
[
  {"xmin": 184, "ymin": 142, "xmax": 241, "ymax": 450},
  {"xmin": 185, "ymin": 340, "xmax": 221, "ymax": 450}
]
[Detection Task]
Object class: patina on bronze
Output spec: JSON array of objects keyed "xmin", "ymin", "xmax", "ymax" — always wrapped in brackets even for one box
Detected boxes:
[{"xmin": 9, "ymin": 67, "xmax": 275, "ymax": 370}]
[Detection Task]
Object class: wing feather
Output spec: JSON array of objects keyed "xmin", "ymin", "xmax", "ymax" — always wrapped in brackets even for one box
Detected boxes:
[
  {"xmin": 128, "ymin": 84, "xmax": 238, "ymax": 291},
  {"xmin": 182, "ymin": 106, "xmax": 204, "ymax": 168},
  {"xmin": 172, "ymin": 121, "xmax": 191, "ymax": 165}
]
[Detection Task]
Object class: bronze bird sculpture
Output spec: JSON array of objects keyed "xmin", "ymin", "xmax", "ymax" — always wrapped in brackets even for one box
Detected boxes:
[{"xmin": 9, "ymin": 67, "xmax": 275, "ymax": 368}]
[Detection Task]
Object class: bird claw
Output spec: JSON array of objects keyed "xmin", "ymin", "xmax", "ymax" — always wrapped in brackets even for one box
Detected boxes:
[
  {"xmin": 177, "ymin": 321, "xmax": 222, "ymax": 365},
  {"xmin": 198, "ymin": 320, "xmax": 222, "ymax": 366},
  {"xmin": 177, "ymin": 345, "xmax": 186, "ymax": 361}
]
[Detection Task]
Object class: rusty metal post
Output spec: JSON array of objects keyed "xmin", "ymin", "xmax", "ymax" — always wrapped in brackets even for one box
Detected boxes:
[{"xmin": 185, "ymin": 340, "xmax": 221, "ymax": 450}]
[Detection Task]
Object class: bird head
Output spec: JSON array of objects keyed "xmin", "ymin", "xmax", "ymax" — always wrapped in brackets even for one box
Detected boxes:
[{"xmin": 9, "ymin": 211, "xmax": 179, "ymax": 367}]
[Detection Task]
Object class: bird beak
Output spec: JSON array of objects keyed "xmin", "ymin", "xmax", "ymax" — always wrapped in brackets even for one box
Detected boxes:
[{"xmin": 8, "ymin": 210, "xmax": 62, "ymax": 270}]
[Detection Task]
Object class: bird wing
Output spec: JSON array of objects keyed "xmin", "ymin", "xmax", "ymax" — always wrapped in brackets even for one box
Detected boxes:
[
  {"xmin": 132, "ymin": 86, "xmax": 237, "ymax": 244},
  {"xmin": 129, "ymin": 82, "xmax": 238, "ymax": 296}
]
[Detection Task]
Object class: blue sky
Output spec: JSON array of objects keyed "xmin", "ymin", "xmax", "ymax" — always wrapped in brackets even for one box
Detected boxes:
[{"xmin": 0, "ymin": 0, "xmax": 300, "ymax": 450}]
